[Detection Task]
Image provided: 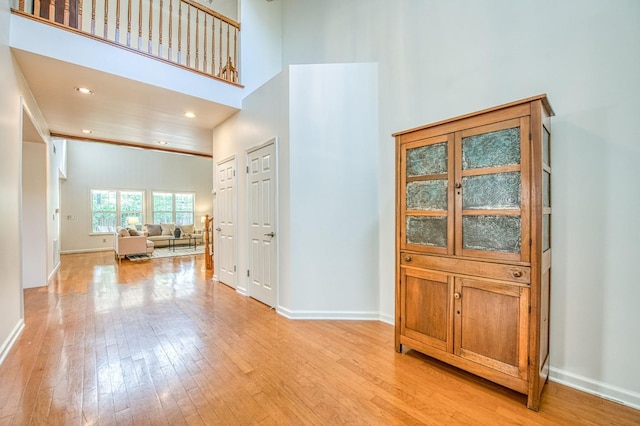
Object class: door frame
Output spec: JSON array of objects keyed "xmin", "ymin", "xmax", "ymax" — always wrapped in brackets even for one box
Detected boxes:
[
  {"xmin": 214, "ymin": 154, "xmax": 238, "ymax": 288},
  {"xmin": 245, "ymin": 137, "xmax": 279, "ymax": 308}
]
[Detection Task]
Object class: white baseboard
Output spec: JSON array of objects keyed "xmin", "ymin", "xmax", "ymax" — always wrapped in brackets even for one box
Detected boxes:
[
  {"xmin": 60, "ymin": 248, "xmax": 113, "ymax": 254},
  {"xmin": 549, "ymin": 367, "xmax": 640, "ymax": 410},
  {"xmin": 276, "ymin": 306, "xmax": 380, "ymax": 321},
  {"xmin": 0, "ymin": 319, "xmax": 25, "ymax": 366}
]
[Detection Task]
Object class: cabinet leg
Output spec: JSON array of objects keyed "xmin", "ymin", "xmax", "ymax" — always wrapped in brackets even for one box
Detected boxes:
[{"xmin": 395, "ymin": 343, "xmax": 403, "ymax": 353}]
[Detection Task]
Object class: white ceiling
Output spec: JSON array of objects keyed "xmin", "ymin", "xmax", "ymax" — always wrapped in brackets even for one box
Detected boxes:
[{"xmin": 13, "ymin": 50, "xmax": 240, "ymax": 157}]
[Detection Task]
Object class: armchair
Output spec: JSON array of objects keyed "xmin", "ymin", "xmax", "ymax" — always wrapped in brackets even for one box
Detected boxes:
[{"xmin": 114, "ymin": 229, "xmax": 154, "ymax": 263}]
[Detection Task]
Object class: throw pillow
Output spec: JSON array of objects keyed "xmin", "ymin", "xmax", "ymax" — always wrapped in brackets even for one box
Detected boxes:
[
  {"xmin": 146, "ymin": 224, "xmax": 162, "ymax": 236},
  {"xmin": 118, "ymin": 228, "xmax": 130, "ymax": 238},
  {"xmin": 181, "ymin": 224, "xmax": 194, "ymax": 235},
  {"xmin": 161, "ymin": 223, "xmax": 175, "ymax": 236},
  {"xmin": 128, "ymin": 228, "xmax": 140, "ymax": 236}
]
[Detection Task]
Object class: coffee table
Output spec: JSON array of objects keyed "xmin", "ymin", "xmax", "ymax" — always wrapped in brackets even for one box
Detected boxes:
[{"xmin": 167, "ymin": 235, "xmax": 197, "ymax": 252}]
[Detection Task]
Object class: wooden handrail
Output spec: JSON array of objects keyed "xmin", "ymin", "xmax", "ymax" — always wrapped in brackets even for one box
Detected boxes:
[{"xmin": 11, "ymin": 0, "xmax": 240, "ymax": 84}]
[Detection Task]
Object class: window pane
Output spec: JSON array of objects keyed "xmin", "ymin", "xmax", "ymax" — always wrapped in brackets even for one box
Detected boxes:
[
  {"xmin": 176, "ymin": 212, "xmax": 193, "ymax": 225},
  {"xmin": 543, "ymin": 214, "xmax": 551, "ymax": 252},
  {"xmin": 406, "ymin": 216, "xmax": 447, "ymax": 247},
  {"xmin": 175, "ymin": 193, "xmax": 194, "ymax": 210},
  {"xmin": 462, "ymin": 127, "xmax": 520, "ymax": 170},
  {"xmin": 543, "ymin": 127, "xmax": 550, "ymax": 166},
  {"xmin": 406, "ymin": 142, "xmax": 448, "ymax": 177},
  {"xmin": 121, "ymin": 191, "xmax": 143, "ymax": 212},
  {"xmin": 92, "ymin": 190, "xmax": 116, "ymax": 211},
  {"xmin": 93, "ymin": 212, "xmax": 116, "ymax": 233},
  {"xmin": 543, "ymin": 171, "xmax": 551, "ymax": 208},
  {"xmin": 153, "ymin": 193, "xmax": 173, "ymax": 211},
  {"xmin": 406, "ymin": 180, "xmax": 447, "ymax": 211},
  {"xmin": 462, "ymin": 215, "xmax": 521, "ymax": 253},
  {"xmin": 154, "ymin": 212, "xmax": 173, "ymax": 224},
  {"xmin": 462, "ymin": 172, "xmax": 520, "ymax": 210}
]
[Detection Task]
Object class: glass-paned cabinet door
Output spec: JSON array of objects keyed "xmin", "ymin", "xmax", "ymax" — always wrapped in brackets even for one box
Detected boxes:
[
  {"xmin": 456, "ymin": 118, "xmax": 530, "ymax": 261},
  {"xmin": 401, "ymin": 135, "xmax": 453, "ymax": 254}
]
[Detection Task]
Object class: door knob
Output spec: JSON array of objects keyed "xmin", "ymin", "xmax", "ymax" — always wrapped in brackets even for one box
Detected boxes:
[
  {"xmin": 404, "ymin": 255, "xmax": 412, "ymax": 262},
  {"xmin": 215, "ymin": 227, "xmax": 222, "ymax": 232},
  {"xmin": 454, "ymin": 292, "xmax": 461, "ymax": 299},
  {"xmin": 454, "ymin": 182, "xmax": 462, "ymax": 189},
  {"xmin": 264, "ymin": 232, "xmax": 275, "ymax": 237}
]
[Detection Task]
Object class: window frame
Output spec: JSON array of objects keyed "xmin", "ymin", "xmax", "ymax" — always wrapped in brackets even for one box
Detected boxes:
[
  {"xmin": 89, "ymin": 189, "xmax": 146, "ymax": 234},
  {"xmin": 151, "ymin": 191, "xmax": 196, "ymax": 225}
]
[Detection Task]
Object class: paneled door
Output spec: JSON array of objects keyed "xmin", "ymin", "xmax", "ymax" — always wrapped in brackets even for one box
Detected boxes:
[
  {"xmin": 216, "ymin": 157, "xmax": 237, "ymax": 288},
  {"xmin": 247, "ymin": 141, "xmax": 277, "ymax": 307}
]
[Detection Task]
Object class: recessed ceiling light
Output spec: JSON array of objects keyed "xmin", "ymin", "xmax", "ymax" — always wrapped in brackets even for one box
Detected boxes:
[
  {"xmin": 158, "ymin": 141, "xmax": 168, "ymax": 145},
  {"xmin": 81, "ymin": 129, "xmax": 92, "ymax": 134},
  {"xmin": 75, "ymin": 87, "xmax": 94, "ymax": 95},
  {"xmin": 184, "ymin": 112, "xmax": 196, "ymax": 118}
]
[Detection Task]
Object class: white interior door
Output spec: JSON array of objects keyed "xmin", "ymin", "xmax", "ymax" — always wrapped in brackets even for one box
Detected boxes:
[
  {"xmin": 247, "ymin": 142, "xmax": 277, "ymax": 307},
  {"xmin": 216, "ymin": 157, "xmax": 236, "ymax": 288}
]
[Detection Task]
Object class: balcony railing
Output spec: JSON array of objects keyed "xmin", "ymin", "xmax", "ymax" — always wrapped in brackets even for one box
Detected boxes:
[{"xmin": 13, "ymin": 0, "xmax": 240, "ymax": 84}]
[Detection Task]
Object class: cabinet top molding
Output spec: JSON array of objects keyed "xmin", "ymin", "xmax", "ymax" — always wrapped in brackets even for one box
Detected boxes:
[{"xmin": 392, "ymin": 94, "xmax": 554, "ymax": 138}]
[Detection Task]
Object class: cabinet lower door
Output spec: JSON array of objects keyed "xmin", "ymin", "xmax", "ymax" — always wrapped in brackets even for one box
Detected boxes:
[
  {"xmin": 454, "ymin": 278, "xmax": 529, "ymax": 380},
  {"xmin": 400, "ymin": 268, "xmax": 453, "ymax": 352}
]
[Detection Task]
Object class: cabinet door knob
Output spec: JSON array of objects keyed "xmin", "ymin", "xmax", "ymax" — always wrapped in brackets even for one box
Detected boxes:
[
  {"xmin": 511, "ymin": 269, "xmax": 523, "ymax": 278},
  {"xmin": 454, "ymin": 292, "xmax": 461, "ymax": 299},
  {"xmin": 404, "ymin": 255, "xmax": 412, "ymax": 262},
  {"xmin": 454, "ymin": 182, "xmax": 462, "ymax": 189}
]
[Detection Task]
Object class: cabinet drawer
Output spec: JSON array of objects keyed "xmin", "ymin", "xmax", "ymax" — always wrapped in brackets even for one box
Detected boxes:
[{"xmin": 400, "ymin": 252, "xmax": 530, "ymax": 284}]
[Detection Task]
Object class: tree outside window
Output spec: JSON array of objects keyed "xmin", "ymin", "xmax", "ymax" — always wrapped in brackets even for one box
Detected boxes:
[
  {"xmin": 91, "ymin": 189, "xmax": 145, "ymax": 233},
  {"xmin": 152, "ymin": 192, "xmax": 195, "ymax": 224},
  {"xmin": 91, "ymin": 190, "xmax": 117, "ymax": 233}
]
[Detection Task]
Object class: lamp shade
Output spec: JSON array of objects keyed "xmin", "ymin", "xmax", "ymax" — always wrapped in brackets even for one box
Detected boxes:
[{"xmin": 127, "ymin": 217, "xmax": 139, "ymax": 226}]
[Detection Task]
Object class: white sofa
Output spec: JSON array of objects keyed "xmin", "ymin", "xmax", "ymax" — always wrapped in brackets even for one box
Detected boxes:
[
  {"xmin": 142, "ymin": 223, "xmax": 203, "ymax": 248},
  {"xmin": 114, "ymin": 228, "xmax": 154, "ymax": 263}
]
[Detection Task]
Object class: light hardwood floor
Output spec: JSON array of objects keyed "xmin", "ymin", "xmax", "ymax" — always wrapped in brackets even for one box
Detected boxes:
[{"xmin": 0, "ymin": 251, "xmax": 638, "ymax": 425}]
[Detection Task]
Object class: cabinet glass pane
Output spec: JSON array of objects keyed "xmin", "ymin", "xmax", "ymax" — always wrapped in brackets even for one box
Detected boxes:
[
  {"xmin": 407, "ymin": 142, "xmax": 447, "ymax": 177},
  {"xmin": 406, "ymin": 180, "xmax": 447, "ymax": 211},
  {"xmin": 543, "ymin": 127, "xmax": 550, "ymax": 166},
  {"xmin": 462, "ymin": 172, "xmax": 520, "ymax": 210},
  {"xmin": 543, "ymin": 171, "xmax": 551, "ymax": 208},
  {"xmin": 462, "ymin": 215, "xmax": 521, "ymax": 253},
  {"xmin": 543, "ymin": 214, "xmax": 550, "ymax": 251},
  {"xmin": 462, "ymin": 127, "xmax": 520, "ymax": 170},
  {"xmin": 406, "ymin": 216, "xmax": 447, "ymax": 247}
]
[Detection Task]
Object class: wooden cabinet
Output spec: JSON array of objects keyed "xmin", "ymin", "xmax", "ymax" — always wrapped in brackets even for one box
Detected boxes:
[{"xmin": 394, "ymin": 95, "xmax": 553, "ymax": 410}]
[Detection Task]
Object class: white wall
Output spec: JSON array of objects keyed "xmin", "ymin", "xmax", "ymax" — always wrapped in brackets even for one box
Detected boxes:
[
  {"xmin": 238, "ymin": 0, "xmax": 283, "ymax": 94},
  {"xmin": 279, "ymin": 0, "xmax": 640, "ymax": 407},
  {"xmin": 287, "ymin": 63, "xmax": 379, "ymax": 318},
  {"xmin": 213, "ymin": 63, "xmax": 380, "ymax": 318},
  {"xmin": 60, "ymin": 141, "xmax": 214, "ymax": 252},
  {"xmin": 21, "ymin": 141, "xmax": 47, "ymax": 289}
]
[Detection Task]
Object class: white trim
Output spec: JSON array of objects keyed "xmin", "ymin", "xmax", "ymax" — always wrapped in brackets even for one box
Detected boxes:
[
  {"xmin": 549, "ymin": 367, "xmax": 640, "ymax": 410},
  {"xmin": 0, "ymin": 320, "xmax": 25, "ymax": 366},
  {"xmin": 276, "ymin": 306, "xmax": 381, "ymax": 321},
  {"xmin": 61, "ymin": 248, "xmax": 113, "ymax": 254},
  {"xmin": 216, "ymin": 154, "xmax": 237, "ymax": 166},
  {"xmin": 378, "ymin": 313, "xmax": 394, "ymax": 325}
]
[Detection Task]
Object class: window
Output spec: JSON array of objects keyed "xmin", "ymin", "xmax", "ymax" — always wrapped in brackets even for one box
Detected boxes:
[
  {"xmin": 90, "ymin": 189, "xmax": 144, "ymax": 233},
  {"xmin": 152, "ymin": 192, "xmax": 195, "ymax": 225}
]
